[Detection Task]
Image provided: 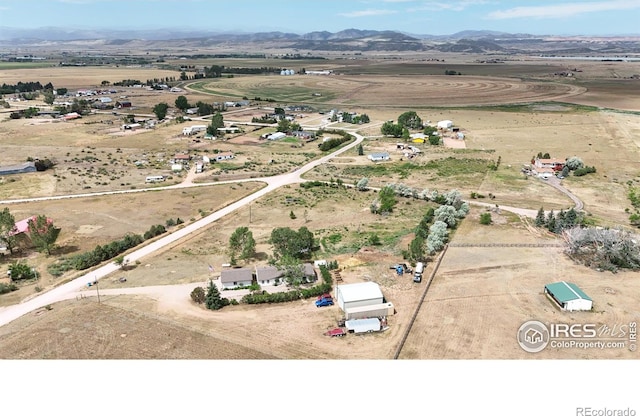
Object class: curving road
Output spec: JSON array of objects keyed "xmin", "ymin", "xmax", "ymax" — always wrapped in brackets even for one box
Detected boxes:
[{"xmin": 0, "ymin": 131, "xmax": 365, "ymax": 327}]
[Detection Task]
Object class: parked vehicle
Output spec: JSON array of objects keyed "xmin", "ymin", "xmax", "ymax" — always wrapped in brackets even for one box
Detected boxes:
[
  {"xmin": 324, "ymin": 328, "xmax": 346, "ymax": 337},
  {"xmin": 315, "ymin": 297, "xmax": 334, "ymax": 307},
  {"xmin": 317, "ymin": 293, "xmax": 332, "ymax": 301},
  {"xmin": 413, "ymin": 261, "xmax": 424, "ymax": 283}
]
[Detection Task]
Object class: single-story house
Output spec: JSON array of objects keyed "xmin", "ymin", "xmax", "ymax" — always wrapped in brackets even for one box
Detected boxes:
[
  {"xmin": 534, "ymin": 158, "xmax": 565, "ymax": 171},
  {"xmin": 544, "ymin": 281, "xmax": 593, "ymax": 311},
  {"xmin": 173, "ymin": 154, "xmax": 190, "ymax": 163},
  {"xmin": 214, "ymin": 152, "xmax": 234, "ymax": 162},
  {"xmin": 9, "ymin": 215, "xmax": 54, "ymax": 236},
  {"xmin": 186, "ymin": 107, "xmax": 199, "ymax": 115},
  {"xmin": 255, "ymin": 265, "xmax": 284, "ymax": 286},
  {"xmin": 368, "ymin": 152, "xmax": 390, "ymax": 162},
  {"xmin": 0, "ymin": 162, "xmax": 37, "ymax": 176},
  {"xmin": 220, "ymin": 268, "xmax": 254, "ymax": 289},
  {"xmin": 302, "ymin": 263, "xmax": 317, "ymax": 282}
]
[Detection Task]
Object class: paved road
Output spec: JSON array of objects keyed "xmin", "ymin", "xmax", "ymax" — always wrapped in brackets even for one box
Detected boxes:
[{"xmin": 0, "ymin": 132, "xmax": 364, "ymax": 327}]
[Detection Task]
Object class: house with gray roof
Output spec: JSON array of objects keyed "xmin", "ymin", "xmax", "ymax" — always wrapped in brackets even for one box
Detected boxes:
[{"xmin": 220, "ymin": 268, "xmax": 254, "ymax": 289}]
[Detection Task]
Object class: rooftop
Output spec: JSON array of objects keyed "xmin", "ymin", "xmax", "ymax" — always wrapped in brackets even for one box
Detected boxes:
[{"xmin": 545, "ymin": 281, "xmax": 592, "ymax": 302}]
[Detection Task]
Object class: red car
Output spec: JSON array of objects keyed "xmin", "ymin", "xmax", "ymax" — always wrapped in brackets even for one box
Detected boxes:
[
  {"xmin": 317, "ymin": 293, "xmax": 332, "ymax": 301},
  {"xmin": 324, "ymin": 328, "xmax": 346, "ymax": 337}
]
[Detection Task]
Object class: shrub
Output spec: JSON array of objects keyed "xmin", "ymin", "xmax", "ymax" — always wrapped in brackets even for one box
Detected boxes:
[
  {"xmin": 0, "ymin": 282, "xmax": 19, "ymax": 295},
  {"xmin": 479, "ymin": 212, "xmax": 492, "ymax": 225}
]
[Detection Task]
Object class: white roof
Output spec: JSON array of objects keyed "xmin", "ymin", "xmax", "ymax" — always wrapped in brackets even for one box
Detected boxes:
[
  {"xmin": 345, "ymin": 318, "xmax": 380, "ymax": 331},
  {"xmin": 337, "ymin": 282, "xmax": 383, "ymax": 302}
]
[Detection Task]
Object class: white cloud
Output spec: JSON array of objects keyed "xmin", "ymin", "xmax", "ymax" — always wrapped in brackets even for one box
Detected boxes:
[
  {"xmin": 488, "ymin": 0, "xmax": 640, "ymax": 19},
  {"xmin": 339, "ymin": 9, "xmax": 398, "ymax": 17},
  {"xmin": 408, "ymin": 0, "xmax": 491, "ymax": 13}
]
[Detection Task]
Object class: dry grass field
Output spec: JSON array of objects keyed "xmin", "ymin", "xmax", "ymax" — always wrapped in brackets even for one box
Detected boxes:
[{"xmin": 1, "ymin": 55, "xmax": 639, "ymax": 359}]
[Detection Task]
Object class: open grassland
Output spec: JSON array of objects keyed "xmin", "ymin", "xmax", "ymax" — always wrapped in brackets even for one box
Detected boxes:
[{"xmin": 0, "ymin": 182, "xmax": 264, "ymax": 307}]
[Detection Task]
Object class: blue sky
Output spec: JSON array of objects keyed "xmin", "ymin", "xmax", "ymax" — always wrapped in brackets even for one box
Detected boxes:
[{"xmin": 0, "ymin": 0, "xmax": 638, "ymax": 36}]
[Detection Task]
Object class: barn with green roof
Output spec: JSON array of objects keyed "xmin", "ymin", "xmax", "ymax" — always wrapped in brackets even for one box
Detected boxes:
[{"xmin": 544, "ymin": 281, "xmax": 593, "ymax": 311}]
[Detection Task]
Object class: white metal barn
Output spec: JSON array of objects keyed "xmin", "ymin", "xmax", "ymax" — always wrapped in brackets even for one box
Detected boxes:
[
  {"xmin": 345, "ymin": 302, "xmax": 394, "ymax": 320},
  {"xmin": 437, "ymin": 120, "xmax": 453, "ymax": 129},
  {"xmin": 335, "ymin": 282, "xmax": 384, "ymax": 312},
  {"xmin": 544, "ymin": 281, "xmax": 593, "ymax": 311}
]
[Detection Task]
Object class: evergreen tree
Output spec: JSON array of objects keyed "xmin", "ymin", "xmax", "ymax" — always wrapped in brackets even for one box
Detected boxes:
[
  {"xmin": 205, "ymin": 280, "xmax": 226, "ymax": 310},
  {"xmin": 546, "ymin": 210, "xmax": 556, "ymax": 233},
  {"xmin": 535, "ymin": 207, "xmax": 546, "ymax": 227},
  {"xmin": 27, "ymin": 215, "xmax": 60, "ymax": 255}
]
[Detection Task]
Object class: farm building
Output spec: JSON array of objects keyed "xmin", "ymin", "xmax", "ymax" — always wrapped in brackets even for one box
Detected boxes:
[
  {"xmin": 171, "ymin": 164, "xmax": 183, "ymax": 172},
  {"xmin": 335, "ymin": 282, "xmax": 384, "ymax": 312},
  {"xmin": 173, "ymin": 153, "xmax": 190, "ymax": 164},
  {"xmin": 220, "ymin": 268, "xmax": 254, "ymax": 289},
  {"xmin": 367, "ymin": 152, "xmax": 390, "ymax": 162},
  {"xmin": 267, "ymin": 132, "xmax": 287, "ymax": 141},
  {"xmin": 534, "ymin": 158, "xmax": 565, "ymax": 171},
  {"xmin": 214, "ymin": 152, "xmax": 234, "ymax": 162},
  {"xmin": 345, "ymin": 302, "xmax": 395, "ymax": 320},
  {"xmin": 255, "ymin": 265, "xmax": 283, "ymax": 286},
  {"xmin": 544, "ymin": 281, "xmax": 593, "ymax": 311},
  {"xmin": 437, "ymin": 120, "xmax": 453, "ymax": 129},
  {"xmin": 0, "ymin": 162, "xmax": 37, "ymax": 176}
]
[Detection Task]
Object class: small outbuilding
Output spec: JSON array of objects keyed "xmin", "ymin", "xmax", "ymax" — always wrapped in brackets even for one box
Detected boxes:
[
  {"xmin": 335, "ymin": 282, "xmax": 384, "ymax": 312},
  {"xmin": 437, "ymin": 120, "xmax": 453, "ymax": 129},
  {"xmin": 544, "ymin": 281, "xmax": 593, "ymax": 311}
]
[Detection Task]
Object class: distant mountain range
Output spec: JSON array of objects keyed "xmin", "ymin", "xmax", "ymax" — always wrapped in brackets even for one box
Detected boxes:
[{"xmin": 1, "ymin": 27, "xmax": 638, "ymax": 54}]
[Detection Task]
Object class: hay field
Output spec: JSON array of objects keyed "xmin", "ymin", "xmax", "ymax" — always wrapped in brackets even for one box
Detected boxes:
[{"xmin": 0, "ymin": 66, "xmax": 180, "ymax": 89}]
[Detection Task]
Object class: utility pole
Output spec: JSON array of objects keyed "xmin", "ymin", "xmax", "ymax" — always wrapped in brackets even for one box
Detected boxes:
[{"xmin": 94, "ymin": 279, "xmax": 100, "ymax": 304}]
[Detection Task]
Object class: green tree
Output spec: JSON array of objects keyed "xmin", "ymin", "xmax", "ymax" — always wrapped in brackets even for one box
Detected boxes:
[
  {"xmin": 190, "ymin": 286, "xmax": 206, "ymax": 304},
  {"xmin": 269, "ymin": 227, "xmax": 315, "ymax": 260},
  {"xmin": 408, "ymin": 235, "xmax": 426, "ymax": 262},
  {"xmin": 43, "ymin": 91, "xmax": 55, "ymax": 105},
  {"xmin": 381, "ymin": 121, "xmax": 404, "ymax": 137},
  {"xmin": 289, "ymin": 210, "xmax": 297, "ymax": 220},
  {"xmin": 207, "ymin": 111, "xmax": 224, "ymax": 136},
  {"xmin": 479, "ymin": 212, "xmax": 492, "ymax": 225},
  {"xmin": 546, "ymin": 210, "xmax": 556, "ymax": 233},
  {"xmin": 378, "ymin": 186, "xmax": 397, "ymax": 214},
  {"xmin": 152, "ymin": 102, "xmax": 169, "ymax": 120},
  {"xmin": 229, "ymin": 226, "xmax": 256, "ymax": 261},
  {"xmin": 428, "ymin": 135, "xmax": 440, "ymax": 145},
  {"xmin": 535, "ymin": 207, "xmax": 546, "ymax": 227},
  {"xmin": 368, "ymin": 234, "xmax": 381, "ymax": 246},
  {"xmin": 27, "ymin": 215, "xmax": 60, "ymax": 255},
  {"xmin": 356, "ymin": 143, "xmax": 364, "ymax": 156},
  {"xmin": 0, "ymin": 208, "xmax": 18, "ymax": 254},
  {"xmin": 205, "ymin": 280, "xmax": 228, "ymax": 310},
  {"xmin": 8, "ymin": 261, "xmax": 38, "ymax": 282},
  {"xmin": 180, "ymin": 71, "xmax": 188, "ymax": 81},
  {"xmin": 277, "ymin": 117, "xmax": 291, "ymax": 133},
  {"xmin": 276, "ymin": 255, "xmax": 307, "ymax": 286},
  {"xmin": 397, "ymin": 111, "xmax": 423, "ymax": 129},
  {"xmin": 174, "ymin": 95, "xmax": 190, "ymax": 111}
]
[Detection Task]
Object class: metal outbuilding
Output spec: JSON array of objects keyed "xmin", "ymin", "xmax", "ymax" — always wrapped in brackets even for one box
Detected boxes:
[
  {"xmin": 335, "ymin": 282, "xmax": 384, "ymax": 312},
  {"xmin": 544, "ymin": 281, "xmax": 593, "ymax": 311}
]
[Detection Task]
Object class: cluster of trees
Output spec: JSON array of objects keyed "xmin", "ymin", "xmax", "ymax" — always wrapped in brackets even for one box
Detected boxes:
[
  {"xmin": 564, "ymin": 226, "xmax": 640, "ymax": 272},
  {"xmin": 369, "ymin": 186, "xmax": 397, "ymax": 215},
  {"xmin": 0, "ymin": 81, "xmax": 49, "ymax": 94},
  {"xmin": 535, "ymin": 207, "xmax": 584, "ymax": 234},
  {"xmin": 207, "ymin": 112, "xmax": 225, "ymax": 136},
  {"xmin": 174, "ymin": 95, "xmax": 226, "ymax": 117},
  {"xmin": 332, "ymin": 112, "xmax": 370, "ymax": 124},
  {"xmin": 0, "ymin": 209, "xmax": 60, "ymax": 256},
  {"xmin": 317, "ymin": 131, "xmax": 353, "ymax": 151},
  {"xmin": 381, "ymin": 111, "xmax": 427, "ymax": 138},
  {"xmin": 190, "ymin": 281, "xmax": 233, "ymax": 310},
  {"xmin": 7, "ymin": 261, "xmax": 38, "ymax": 282}
]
